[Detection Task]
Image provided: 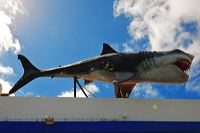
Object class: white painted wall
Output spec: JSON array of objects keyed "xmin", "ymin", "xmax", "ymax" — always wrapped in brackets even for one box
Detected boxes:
[{"xmin": 0, "ymin": 97, "xmax": 200, "ymax": 122}]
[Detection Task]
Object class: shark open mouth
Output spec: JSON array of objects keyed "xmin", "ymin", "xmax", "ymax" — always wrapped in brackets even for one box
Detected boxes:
[{"xmin": 174, "ymin": 59, "xmax": 191, "ymax": 76}]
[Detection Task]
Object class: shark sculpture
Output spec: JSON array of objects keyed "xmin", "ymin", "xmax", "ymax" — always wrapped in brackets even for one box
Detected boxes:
[{"xmin": 9, "ymin": 43, "xmax": 194, "ymax": 98}]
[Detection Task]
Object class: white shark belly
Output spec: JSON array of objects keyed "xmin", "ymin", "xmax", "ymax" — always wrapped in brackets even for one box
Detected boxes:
[{"xmin": 78, "ymin": 70, "xmax": 116, "ymax": 83}]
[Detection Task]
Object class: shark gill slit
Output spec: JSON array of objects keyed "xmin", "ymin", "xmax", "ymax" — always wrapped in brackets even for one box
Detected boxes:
[
  {"xmin": 144, "ymin": 59, "xmax": 150, "ymax": 71},
  {"xmin": 139, "ymin": 51, "xmax": 157, "ymax": 72},
  {"xmin": 148, "ymin": 52, "xmax": 155, "ymax": 68},
  {"xmin": 139, "ymin": 52, "xmax": 147, "ymax": 71},
  {"xmin": 147, "ymin": 57, "xmax": 152, "ymax": 68}
]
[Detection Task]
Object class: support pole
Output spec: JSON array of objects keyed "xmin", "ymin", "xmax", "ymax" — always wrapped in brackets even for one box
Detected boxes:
[
  {"xmin": 76, "ymin": 79, "xmax": 88, "ymax": 98},
  {"xmin": 74, "ymin": 77, "xmax": 76, "ymax": 97},
  {"xmin": 73, "ymin": 77, "xmax": 88, "ymax": 98}
]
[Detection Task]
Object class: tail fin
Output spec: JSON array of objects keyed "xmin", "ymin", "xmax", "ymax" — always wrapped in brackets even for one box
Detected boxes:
[
  {"xmin": 18, "ymin": 54, "xmax": 39, "ymax": 74},
  {"xmin": 9, "ymin": 55, "xmax": 40, "ymax": 94}
]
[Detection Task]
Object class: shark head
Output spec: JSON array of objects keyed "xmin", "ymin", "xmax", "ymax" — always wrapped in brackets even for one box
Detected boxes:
[{"xmin": 135, "ymin": 49, "xmax": 194, "ymax": 84}]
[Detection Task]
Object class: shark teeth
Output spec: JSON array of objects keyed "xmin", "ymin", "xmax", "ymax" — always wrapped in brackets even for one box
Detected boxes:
[
  {"xmin": 174, "ymin": 59, "xmax": 191, "ymax": 76},
  {"xmin": 183, "ymin": 67, "xmax": 190, "ymax": 76},
  {"xmin": 175, "ymin": 59, "xmax": 191, "ymax": 71}
]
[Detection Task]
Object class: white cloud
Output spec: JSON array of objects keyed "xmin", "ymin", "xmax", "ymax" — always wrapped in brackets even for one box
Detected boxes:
[
  {"xmin": 123, "ymin": 43, "xmax": 134, "ymax": 53},
  {"xmin": 0, "ymin": 0, "xmax": 25, "ymax": 54},
  {"xmin": 0, "ymin": 64, "xmax": 14, "ymax": 75},
  {"xmin": 0, "ymin": 79, "xmax": 12, "ymax": 94},
  {"xmin": 58, "ymin": 84, "xmax": 99, "ymax": 97},
  {"xmin": 132, "ymin": 84, "xmax": 161, "ymax": 98},
  {"xmin": 0, "ymin": 0, "xmax": 25, "ymax": 95},
  {"xmin": 0, "ymin": 64, "xmax": 15, "ymax": 95},
  {"xmin": 114, "ymin": 0, "xmax": 200, "ymax": 94},
  {"xmin": 0, "ymin": 10, "xmax": 21, "ymax": 54},
  {"xmin": 0, "ymin": 0, "xmax": 25, "ymax": 16}
]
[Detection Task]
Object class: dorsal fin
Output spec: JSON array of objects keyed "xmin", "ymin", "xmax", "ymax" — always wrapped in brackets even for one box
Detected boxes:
[{"xmin": 101, "ymin": 43, "xmax": 118, "ymax": 55}]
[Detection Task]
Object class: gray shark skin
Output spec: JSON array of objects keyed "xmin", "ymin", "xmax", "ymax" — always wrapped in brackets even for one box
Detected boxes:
[{"xmin": 9, "ymin": 43, "xmax": 194, "ymax": 98}]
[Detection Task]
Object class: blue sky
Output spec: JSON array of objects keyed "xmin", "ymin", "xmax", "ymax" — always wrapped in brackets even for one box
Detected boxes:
[{"xmin": 0, "ymin": 0, "xmax": 200, "ymax": 99}]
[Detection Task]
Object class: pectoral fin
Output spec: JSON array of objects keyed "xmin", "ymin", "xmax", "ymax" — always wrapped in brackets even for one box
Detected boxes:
[
  {"xmin": 114, "ymin": 83, "xmax": 136, "ymax": 98},
  {"xmin": 84, "ymin": 80, "xmax": 93, "ymax": 85},
  {"xmin": 114, "ymin": 72, "xmax": 135, "ymax": 83}
]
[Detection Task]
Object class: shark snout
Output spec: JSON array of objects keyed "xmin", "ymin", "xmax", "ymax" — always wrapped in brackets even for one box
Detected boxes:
[
  {"xmin": 188, "ymin": 53, "xmax": 194, "ymax": 62},
  {"xmin": 170, "ymin": 49, "xmax": 194, "ymax": 60}
]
